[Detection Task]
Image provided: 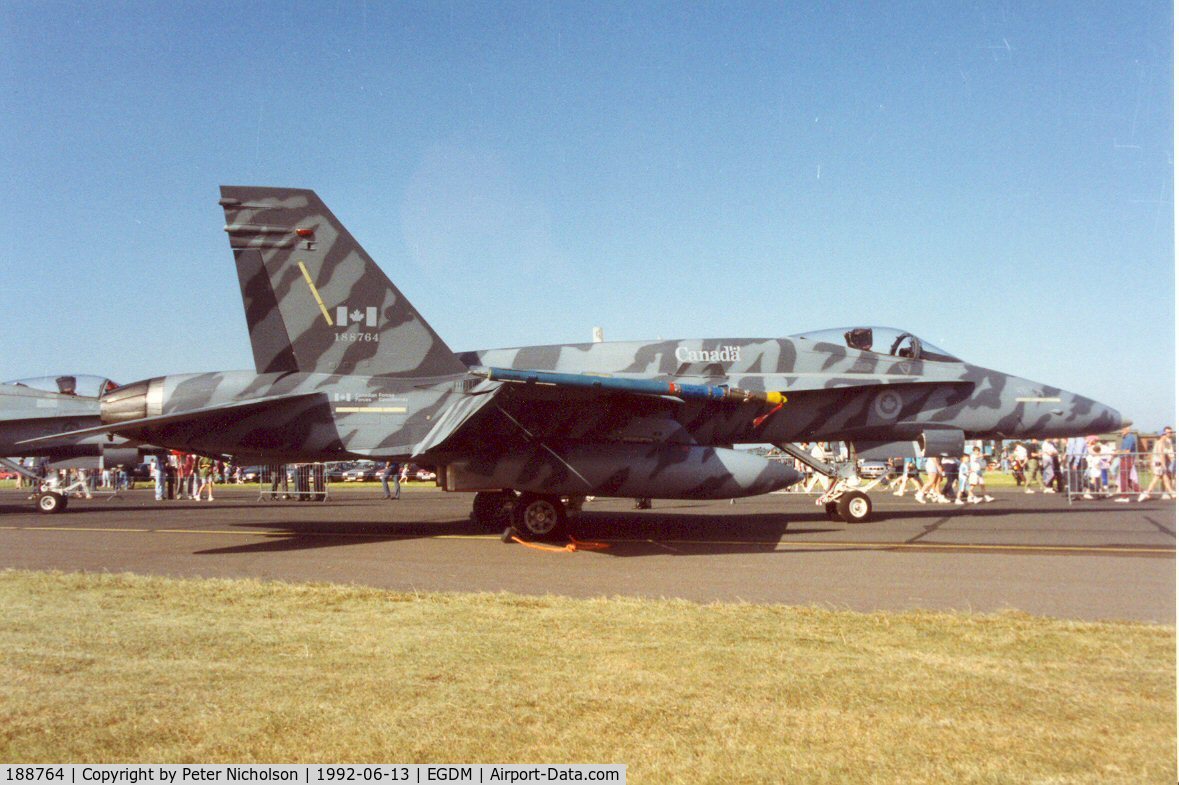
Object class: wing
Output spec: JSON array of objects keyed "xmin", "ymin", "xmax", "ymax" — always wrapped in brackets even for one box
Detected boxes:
[
  {"xmin": 415, "ymin": 370, "xmax": 806, "ymax": 499},
  {"xmin": 412, "ymin": 367, "xmax": 786, "ymax": 460},
  {"xmin": 413, "ymin": 366, "xmax": 974, "ymax": 460}
]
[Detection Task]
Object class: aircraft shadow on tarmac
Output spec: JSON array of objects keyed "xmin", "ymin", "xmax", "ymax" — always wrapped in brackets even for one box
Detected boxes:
[
  {"xmin": 4, "ymin": 491, "xmax": 1169, "ymax": 558},
  {"xmin": 183, "ymin": 503, "xmax": 1172, "ymax": 558},
  {"xmin": 188, "ymin": 512, "xmax": 808, "ymax": 557}
]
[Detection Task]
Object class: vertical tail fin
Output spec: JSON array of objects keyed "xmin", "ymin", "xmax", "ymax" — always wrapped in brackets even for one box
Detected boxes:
[{"xmin": 219, "ymin": 185, "xmax": 467, "ymax": 378}]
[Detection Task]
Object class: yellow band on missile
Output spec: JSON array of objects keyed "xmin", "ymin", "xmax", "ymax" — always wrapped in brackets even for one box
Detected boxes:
[{"xmin": 765, "ymin": 391, "xmax": 787, "ymax": 406}]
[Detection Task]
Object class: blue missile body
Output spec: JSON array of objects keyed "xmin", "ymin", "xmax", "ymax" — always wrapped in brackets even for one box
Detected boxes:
[{"xmin": 477, "ymin": 367, "xmax": 786, "ymax": 407}]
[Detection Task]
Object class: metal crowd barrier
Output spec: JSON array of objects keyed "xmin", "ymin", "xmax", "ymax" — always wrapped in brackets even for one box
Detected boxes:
[
  {"xmin": 1059, "ymin": 450, "xmax": 1174, "ymax": 503},
  {"xmin": 258, "ymin": 464, "xmax": 330, "ymax": 502}
]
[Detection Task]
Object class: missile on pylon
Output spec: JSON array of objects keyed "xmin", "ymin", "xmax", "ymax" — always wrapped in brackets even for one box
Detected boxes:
[{"xmin": 476, "ymin": 366, "xmax": 786, "ymax": 408}]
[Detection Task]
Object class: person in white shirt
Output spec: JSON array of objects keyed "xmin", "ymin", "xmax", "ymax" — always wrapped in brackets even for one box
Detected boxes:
[
  {"xmin": 1139, "ymin": 427, "xmax": 1175, "ymax": 501},
  {"xmin": 1011, "ymin": 442, "xmax": 1030, "ymax": 492},
  {"xmin": 1040, "ymin": 439, "xmax": 1060, "ymax": 493}
]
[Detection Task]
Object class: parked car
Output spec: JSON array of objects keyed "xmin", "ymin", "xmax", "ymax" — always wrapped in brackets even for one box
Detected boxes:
[
  {"xmin": 324, "ymin": 462, "xmax": 351, "ymax": 482},
  {"xmin": 413, "ymin": 468, "xmax": 437, "ymax": 482},
  {"xmin": 857, "ymin": 460, "xmax": 889, "ymax": 479},
  {"xmin": 343, "ymin": 461, "xmax": 378, "ymax": 482}
]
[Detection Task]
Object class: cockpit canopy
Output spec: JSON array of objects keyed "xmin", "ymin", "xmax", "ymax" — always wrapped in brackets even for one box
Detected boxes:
[
  {"xmin": 789, "ymin": 327, "xmax": 961, "ymax": 363},
  {"xmin": 2, "ymin": 374, "xmax": 119, "ymax": 398}
]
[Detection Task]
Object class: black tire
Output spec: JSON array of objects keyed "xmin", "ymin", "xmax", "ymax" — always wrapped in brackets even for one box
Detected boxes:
[
  {"xmin": 36, "ymin": 492, "xmax": 67, "ymax": 514},
  {"xmin": 512, "ymin": 493, "xmax": 568, "ymax": 541},
  {"xmin": 837, "ymin": 490, "xmax": 873, "ymax": 524},
  {"xmin": 824, "ymin": 501, "xmax": 841, "ymax": 521},
  {"xmin": 472, "ymin": 490, "xmax": 516, "ymax": 530}
]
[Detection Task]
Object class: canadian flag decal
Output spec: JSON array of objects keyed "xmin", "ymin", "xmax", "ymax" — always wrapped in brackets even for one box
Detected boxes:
[{"xmin": 336, "ymin": 306, "xmax": 377, "ymax": 328}]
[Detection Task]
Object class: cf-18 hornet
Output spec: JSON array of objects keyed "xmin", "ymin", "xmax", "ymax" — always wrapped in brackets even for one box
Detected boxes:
[{"xmin": 27, "ymin": 187, "xmax": 1126, "ymax": 535}]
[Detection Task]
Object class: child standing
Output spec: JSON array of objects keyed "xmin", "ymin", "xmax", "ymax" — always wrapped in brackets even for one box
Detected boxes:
[
  {"xmin": 196, "ymin": 455, "xmax": 216, "ymax": 501},
  {"xmin": 968, "ymin": 447, "xmax": 995, "ymax": 504}
]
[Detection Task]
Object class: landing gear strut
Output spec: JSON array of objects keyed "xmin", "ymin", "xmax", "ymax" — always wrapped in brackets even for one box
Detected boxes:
[
  {"xmin": 775, "ymin": 442, "xmax": 878, "ymax": 524},
  {"xmin": 1, "ymin": 458, "xmax": 70, "ymax": 515}
]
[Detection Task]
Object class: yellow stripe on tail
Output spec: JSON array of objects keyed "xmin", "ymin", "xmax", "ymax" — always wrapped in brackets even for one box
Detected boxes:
[{"xmin": 298, "ymin": 260, "xmax": 334, "ymax": 326}]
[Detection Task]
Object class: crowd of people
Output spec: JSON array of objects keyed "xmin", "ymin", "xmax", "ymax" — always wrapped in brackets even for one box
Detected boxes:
[
  {"xmin": 788, "ymin": 425, "xmax": 1175, "ymax": 503},
  {"xmin": 884, "ymin": 447, "xmax": 995, "ymax": 504},
  {"xmin": 13, "ymin": 427, "xmax": 1176, "ymax": 506},
  {"xmin": 149, "ymin": 452, "xmax": 230, "ymax": 501},
  {"xmin": 14, "ymin": 455, "xmax": 413, "ymax": 503},
  {"xmin": 1002, "ymin": 426, "xmax": 1175, "ymax": 502}
]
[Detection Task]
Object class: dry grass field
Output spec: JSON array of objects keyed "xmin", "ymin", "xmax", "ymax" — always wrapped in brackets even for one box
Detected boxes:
[{"xmin": 1, "ymin": 570, "xmax": 1173, "ymax": 783}]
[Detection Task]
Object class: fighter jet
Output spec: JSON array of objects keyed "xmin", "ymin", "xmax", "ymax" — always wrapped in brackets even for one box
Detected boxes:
[
  {"xmin": 0, "ymin": 375, "xmax": 150, "ymax": 512},
  {"xmin": 27, "ymin": 187, "xmax": 1125, "ymax": 535}
]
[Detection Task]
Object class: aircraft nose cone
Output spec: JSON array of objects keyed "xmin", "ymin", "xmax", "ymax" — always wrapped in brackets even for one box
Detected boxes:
[
  {"xmin": 1083, "ymin": 399, "xmax": 1124, "ymax": 434},
  {"xmin": 1100, "ymin": 404, "xmax": 1124, "ymax": 433},
  {"xmin": 1007, "ymin": 373, "xmax": 1125, "ymax": 437},
  {"xmin": 1046, "ymin": 389, "xmax": 1124, "ymax": 436}
]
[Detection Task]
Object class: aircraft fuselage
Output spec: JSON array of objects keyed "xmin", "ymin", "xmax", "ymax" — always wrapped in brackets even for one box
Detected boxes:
[{"xmin": 101, "ymin": 335, "xmax": 1121, "ymax": 465}]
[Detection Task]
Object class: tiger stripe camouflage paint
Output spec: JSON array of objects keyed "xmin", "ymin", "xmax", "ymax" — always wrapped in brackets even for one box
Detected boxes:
[
  {"xmin": 221, "ymin": 186, "xmax": 466, "ymax": 379},
  {"xmin": 45, "ymin": 186, "xmax": 1122, "ymax": 502},
  {"xmin": 462, "ymin": 337, "xmax": 1122, "ymax": 442}
]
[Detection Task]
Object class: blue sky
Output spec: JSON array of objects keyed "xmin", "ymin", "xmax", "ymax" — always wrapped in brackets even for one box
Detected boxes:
[{"xmin": 1, "ymin": 2, "xmax": 1173, "ymax": 428}]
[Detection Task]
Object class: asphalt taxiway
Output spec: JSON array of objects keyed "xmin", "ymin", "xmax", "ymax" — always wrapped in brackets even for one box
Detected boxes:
[{"xmin": 0, "ymin": 487, "xmax": 1172, "ymax": 622}]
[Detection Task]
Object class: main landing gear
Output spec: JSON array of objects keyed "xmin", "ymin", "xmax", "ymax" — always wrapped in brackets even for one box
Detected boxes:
[
  {"xmin": 512, "ymin": 493, "xmax": 568, "ymax": 540},
  {"xmin": 471, "ymin": 490, "xmax": 516, "ymax": 531},
  {"xmin": 471, "ymin": 490, "xmax": 571, "ymax": 542}
]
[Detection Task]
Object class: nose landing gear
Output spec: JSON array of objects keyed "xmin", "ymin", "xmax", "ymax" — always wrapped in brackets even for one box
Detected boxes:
[
  {"xmin": 36, "ymin": 491, "xmax": 68, "ymax": 514},
  {"xmin": 774, "ymin": 442, "xmax": 877, "ymax": 524}
]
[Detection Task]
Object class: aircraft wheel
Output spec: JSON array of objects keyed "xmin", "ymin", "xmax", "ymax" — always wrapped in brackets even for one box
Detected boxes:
[
  {"xmin": 512, "ymin": 493, "xmax": 567, "ymax": 541},
  {"xmin": 36, "ymin": 492, "xmax": 67, "ymax": 514},
  {"xmin": 837, "ymin": 490, "xmax": 872, "ymax": 524},
  {"xmin": 472, "ymin": 490, "xmax": 516, "ymax": 530},
  {"xmin": 824, "ymin": 501, "xmax": 840, "ymax": 521}
]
